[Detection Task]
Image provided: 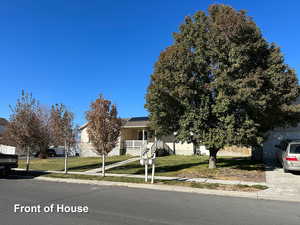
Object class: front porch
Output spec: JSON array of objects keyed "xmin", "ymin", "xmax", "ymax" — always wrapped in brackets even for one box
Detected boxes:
[{"xmin": 120, "ymin": 127, "xmax": 154, "ymax": 156}]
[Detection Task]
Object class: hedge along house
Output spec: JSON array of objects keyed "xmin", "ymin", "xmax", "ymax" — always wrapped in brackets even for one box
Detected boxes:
[{"xmin": 79, "ymin": 117, "xmax": 197, "ymax": 157}]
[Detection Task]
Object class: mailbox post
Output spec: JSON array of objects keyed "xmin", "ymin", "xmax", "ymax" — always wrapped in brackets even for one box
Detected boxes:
[
  {"xmin": 140, "ymin": 138, "xmax": 158, "ymax": 184},
  {"xmin": 140, "ymin": 152, "xmax": 156, "ymax": 183}
]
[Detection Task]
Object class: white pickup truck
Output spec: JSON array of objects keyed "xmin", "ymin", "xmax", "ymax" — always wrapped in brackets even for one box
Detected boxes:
[{"xmin": 0, "ymin": 153, "xmax": 18, "ymax": 176}]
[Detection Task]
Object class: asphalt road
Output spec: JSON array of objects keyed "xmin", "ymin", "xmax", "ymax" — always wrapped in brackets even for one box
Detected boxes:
[{"xmin": 1, "ymin": 177, "xmax": 300, "ymax": 225}]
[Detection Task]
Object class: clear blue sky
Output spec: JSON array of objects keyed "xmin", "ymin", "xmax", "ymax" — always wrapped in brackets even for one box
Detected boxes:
[{"xmin": 1, "ymin": 0, "xmax": 299, "ymax": 125}]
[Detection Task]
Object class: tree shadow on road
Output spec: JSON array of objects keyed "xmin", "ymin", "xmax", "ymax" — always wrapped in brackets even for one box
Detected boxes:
[{"xmin": 0, "ymin": 170, "xmax": 48, "ymax": 180}]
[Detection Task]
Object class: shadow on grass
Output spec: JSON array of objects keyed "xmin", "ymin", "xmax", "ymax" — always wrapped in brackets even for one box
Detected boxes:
[
  {"xmin": 67, "ymin": 160, "xmax": 124, "ymax": 172},
  {"xmin": 109, "ymin": 161, "xmax": 207, "ymax": 175},
  {"xmin": 216, "ymin": 158, "xmax": 265, "ymax": 171},
  {"xmin": 67, "ymin": 163, "xmax": 100, "ymax": 171},
  {"xmin": 155, "ymin": 162, "xmax": 206, "ymax": 173},
  {"xmin": 109, "ymin": 156, "xmax": 265, "ymax": 174}
]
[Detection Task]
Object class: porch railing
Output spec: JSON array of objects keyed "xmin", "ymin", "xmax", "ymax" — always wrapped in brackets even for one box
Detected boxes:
[{"xmin": 124, "ymin": 140, "xmax": 147, "ymax": 148}]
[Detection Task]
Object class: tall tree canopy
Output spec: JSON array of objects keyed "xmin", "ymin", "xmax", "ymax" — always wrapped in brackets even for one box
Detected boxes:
[{"xmin": 145, "ymin": 4, "xmax": 300, "ymax": 168}]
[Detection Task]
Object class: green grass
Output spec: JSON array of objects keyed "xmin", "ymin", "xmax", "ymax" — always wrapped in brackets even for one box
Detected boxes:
[
  {"xmin": 18, "ymin": 155, "xmax": 265, "ymax": 182},
  {"xmin": 107, "ymin": 155, "xmax": 265, "ymax": 182},
  {"xmin": 108, "ymin": 155, "xmax": 209, "ymax": 176},
  {"xmin": 41, "ymin": 173, "xmax": 268, "ymax": 192},
  {"xmin": 18, "ymin": 155, "xmax": 133, "ymax": 172}
]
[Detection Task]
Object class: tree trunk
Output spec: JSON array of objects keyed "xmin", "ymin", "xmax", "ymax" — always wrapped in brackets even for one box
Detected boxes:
[
  {"xmin": 209, "ymin": 149, "xmax": 218, "ymax": 169},
  {"xmin": 102, "ymin": 154, "xmax": 105, "ymax": 177},
  {"xmin": 26, "ymin": 146, "xmax": 30, "ymax": 173},
  {"xmin": 64, "ymin": 140, "xmax": 68, "ymax": 174}
]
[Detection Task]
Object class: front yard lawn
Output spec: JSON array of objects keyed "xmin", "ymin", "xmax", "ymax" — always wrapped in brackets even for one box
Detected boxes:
[
  {"xmin": 107, "ymin": 155, "xmax": 265, "ymax": 182},
  {"xmin": 18, "ymin": 155, "xmax": 133, "ymax": 172},
  {"xmin": 18, "ymin": 155, "xmax": 265, "ymax": 182}
]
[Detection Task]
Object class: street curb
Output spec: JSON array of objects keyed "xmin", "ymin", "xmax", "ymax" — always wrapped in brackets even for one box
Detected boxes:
[{"xmin": 34, "ymin": 176, "xmax": 300, "ymax": 202}]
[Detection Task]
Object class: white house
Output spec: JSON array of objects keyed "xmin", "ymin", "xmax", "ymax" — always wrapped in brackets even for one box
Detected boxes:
[
  {"xmin": 79, "ymin": 117, "xmax": 252, "ymax": 157},
  {"xmin": 79, "ymin": 117, "xmax": 197, "ymax": 157}
]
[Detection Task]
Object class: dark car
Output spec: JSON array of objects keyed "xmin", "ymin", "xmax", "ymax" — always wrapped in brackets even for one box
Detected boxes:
[
  {"xmin": 35, "ymin": 149, "xmax": 57, "ymax": 158},
  {"xmin": 0, "ymin": 153, "xmax": 18, "ymax": 176}
]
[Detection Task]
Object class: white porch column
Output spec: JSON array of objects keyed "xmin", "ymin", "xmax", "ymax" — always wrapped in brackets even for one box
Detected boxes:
[{"xmin": 142, "ymin": 129, "xmax": 145, "ymax": 145}]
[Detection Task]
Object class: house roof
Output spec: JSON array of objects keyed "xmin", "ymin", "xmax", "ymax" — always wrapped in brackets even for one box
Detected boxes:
[
  {"xmin": 122, "ymin": 117, "xmax": 149, "ymax": 128},
  {"xmin": 80, "ymin": 117, "xmax": 149, "ymax": 130}
]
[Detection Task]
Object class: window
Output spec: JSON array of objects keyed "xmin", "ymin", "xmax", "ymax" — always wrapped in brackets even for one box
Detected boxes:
[
  {"xmin": 138, "ymin": 131, "xmax": 148, "ymax": 140},
  {"xmin": 289, "ymin": 144, "xmax": 300, "ymax": 154}
]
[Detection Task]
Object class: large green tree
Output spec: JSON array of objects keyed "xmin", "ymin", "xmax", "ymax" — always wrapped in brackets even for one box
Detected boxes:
[{"xmin": 145, "ymin": 4, "xmax": 300, "ymax": 168}]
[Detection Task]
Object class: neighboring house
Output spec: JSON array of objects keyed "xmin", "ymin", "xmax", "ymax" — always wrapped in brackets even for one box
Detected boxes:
[
  {"xmin": 0, "ymin": 117, "xmax": 16, "ymax": 154},
  {"xmin": 80, "ymin": 117, "xmax": 196, "ymax": 157}
]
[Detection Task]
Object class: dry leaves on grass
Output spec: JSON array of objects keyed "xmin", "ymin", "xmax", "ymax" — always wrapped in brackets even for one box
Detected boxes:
[{"xmin": 178, "ymin": 167, "xmax": 265, "ymax": 183}]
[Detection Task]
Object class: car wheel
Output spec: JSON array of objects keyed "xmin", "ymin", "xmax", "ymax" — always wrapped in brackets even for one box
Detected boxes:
[
  {"xmin": 1, "ymin": 167, "xmax": 10, "ymax": 177},
  {"xmin": 5, "ymin": 167, "xmax": 11, "ymax": 176},
  {"xmin": 0, "ymin": 169, "xmax": 5, "ymax": 177},
  {"xmin": 283, "ymin": 166, "xmax": 289, "ymax": 173}
]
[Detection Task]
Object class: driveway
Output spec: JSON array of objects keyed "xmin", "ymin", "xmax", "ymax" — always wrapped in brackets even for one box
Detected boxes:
[{"xmin": 261, "ymin": 160, "xmax": 300, "ymax": 200}]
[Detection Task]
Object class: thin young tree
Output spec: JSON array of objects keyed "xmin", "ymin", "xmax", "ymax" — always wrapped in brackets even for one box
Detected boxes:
[
  {"xmin": 6, "ymin": 90, "xmax": 41, "ymax": 172},
  {"xmin": 86, "ymin": 94, "xmax": 122, "ymax": 177},
  {"xmin": 49, "ymin": 104, "xmax": 75, "ymax": 173},
  {"xmin": 63, "ymin": 110, "xmax": 75, "ymax": 173},
  {"xmin": 35, "ymin": 106, "xmax": 52, "ymax": 158},
  {"xmin": 146, "ymin": 4, "xmax": 300, "ymax": 168}
]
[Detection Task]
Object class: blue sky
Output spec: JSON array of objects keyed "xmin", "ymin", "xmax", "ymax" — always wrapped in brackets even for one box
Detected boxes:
[{"xmin": 0, "ymin": 0, "xmax": 299, "ymax": 125}]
